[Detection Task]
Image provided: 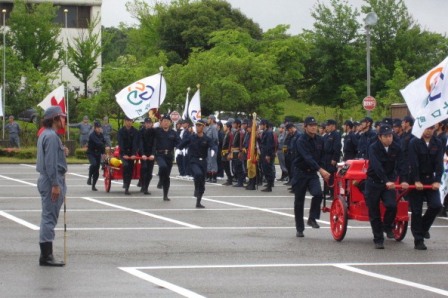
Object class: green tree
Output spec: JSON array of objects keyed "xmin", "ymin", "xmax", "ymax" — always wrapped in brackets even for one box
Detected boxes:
[
  {"xmin": 67, "ymin": 15, "xmax": 104, "ymax": 99},
  {"xmin": 102, "ymin": 26, "xmax": 130, "ymax": 65}
]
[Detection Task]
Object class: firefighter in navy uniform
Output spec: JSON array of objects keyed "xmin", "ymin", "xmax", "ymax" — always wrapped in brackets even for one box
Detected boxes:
[
  {"xmin": 230, "ymin": 119, "xmax": 245, "ymax": 187},
  {"xmin": 323, "ymin": 119, "xmax": 342, "ymax": 196},
  {"xmin": 292, "ymin": 116, "xmax": 330, "ymax": 237},
  {"xmin": 118, "ymin": 116, "xmax": 139, "ymax": 195},
  {"xmin": 259, "ymin": 119, "xmax": 276, "ymax": 192},
  {"xmin": 178, "ymin": 119, "xmax": 217, "ymax": 208},
  {"xmin": 153, "ymin": 114, "xmax": 181, "ymax": 201},
  {"xmin": 408, "ymin": 125, "xmax": 444, "ymax": 250},
  {"xmin": 284, "ymin": 123, "xmax": 300, "ymax": 186},
  {"xmin": 357, "ymin": 117, "xmax": 377, "ymax": 159},
  {"xmin": 365, "ymin": 125, "xmax": 409, "ymax": 249},
  {"xmin": 343, "ymin": 120, "xmax": 358, "ymax": 161},
  {"xmin": 221, "ymin": 121, "xmax": 234, "ymax": 185},
  {"xmin": 139, "ymin": 118, "xmax": 156, "ymax": 195},
  {"xmin": 87, "ymin": 120, "xmax": 106, "ymax": 191}
]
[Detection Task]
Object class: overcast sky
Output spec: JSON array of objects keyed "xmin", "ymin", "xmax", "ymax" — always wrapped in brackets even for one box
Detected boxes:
[{"xmin": 101, "ymin": 0, "xmax": 447, "ymax": 36}]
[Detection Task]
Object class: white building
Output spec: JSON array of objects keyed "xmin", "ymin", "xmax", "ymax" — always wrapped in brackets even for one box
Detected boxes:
[{"xmin": 0, "ymin": 0, "xmax": 102, "ymax": 94}]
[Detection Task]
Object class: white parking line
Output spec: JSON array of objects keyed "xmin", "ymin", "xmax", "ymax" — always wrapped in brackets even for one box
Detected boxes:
[
  {"xmin": 0, "ymin": 211, "xmax": 40, "ymax": 230},
  {"xmin": 0, "ymin": 174, "xmax": 37, "ymax": 186},
  {"xmin": 80, "ymin": 197, "xmax": 202, "ymax": 229}
]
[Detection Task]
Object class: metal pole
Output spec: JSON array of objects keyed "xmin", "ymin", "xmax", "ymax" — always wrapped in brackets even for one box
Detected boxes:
[
  {"xmin": 157, "ymin": 66, "xmax": 164, "ymax": 110},
  {"xmin": 2, "ymin": 9, "xmax": 6, "ymax": 140},
  {"xmin": 366, "ymin": 25, "xmax": 371, "ymax": 117},
  {"xmin": 64, "ymin": 9, "xmax": 70, "ymax": 140}
]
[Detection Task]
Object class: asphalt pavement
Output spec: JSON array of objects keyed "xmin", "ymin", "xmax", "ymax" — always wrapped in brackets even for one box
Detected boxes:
[{"xmin": 0, "ymin": 163, "xmax": 447, "ymax": 297}]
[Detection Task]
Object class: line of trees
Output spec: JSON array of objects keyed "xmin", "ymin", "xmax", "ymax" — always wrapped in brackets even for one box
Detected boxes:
[{"xmin": 2, "ymin": 0, "xmax": 448, "ymax": 124}]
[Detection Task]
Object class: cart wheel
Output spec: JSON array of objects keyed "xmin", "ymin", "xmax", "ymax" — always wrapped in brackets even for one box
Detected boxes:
[
  {"xmin": 393, "ymin": 220, "xmax": 408, "ymax": 241},
  {"xmin": 330, "ymin": 196, "xmax": 348, "ymax": 241},
  {"xmin": 104, "ymin": 167, "xmax": 111, "ymax": 193}
]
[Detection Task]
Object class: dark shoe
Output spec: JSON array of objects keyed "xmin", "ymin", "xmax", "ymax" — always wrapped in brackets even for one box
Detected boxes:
[
  {"xmin": 124, "ymin": 189, "xmax": 131, "ymax": 195},
  {"xmin": 261, "ymin": 186, "xmax": 272, "ymax": 192},
  {"xmin": 92, "ymin": 186, "xmax": 98, "ymax": 191},
  {"xmin": 284, "ymin": 181, "xmax": 291, "ymax": 186},
  {"xmin": 233, "ymin": 184, "xmax": 244, "ymax": 188},
  {"xmin": 385, "ymin": 230, "xmax": 394, "ymax": 239},
  {"xmin": 424, "ymin": 231, "xmax": 430, "ymax": 239},
  {"xmin": 307, "ymin": 218, "xmax": 320, "ymax": 229},
  {"xmin": 143, "ymin": 191, "xmax": 151, "ymax": 195},
  {"xmin": 222, "ymin": 181, "xmax": 232, "ymax": 186},
  {"xmin": 414, "ymin": 241, "xmax": 427, "ymax": 250},
  {"xmin": 140, "ymin": 188, "xmax": 144, "ymax": 193},
  {"xmin": 438, "ymin": 207, "xmax": 447, "ymax": 217},
  {"xmin": 39, "ymin": 242, "xmax": 65, "ymax": 267},
  {"xmin": 245, "ymin": 185, "xmax": 256, "ymax": 190},
  {"xmin": 87, "ymin": 177, "xmax": 91, "ymax": 185},
  {"xmin": 163, "ymin": 197, "xmax": 170, "ymax": 201},
  {"xmin": 375, "ymin": 242, "xmax": 385, "ymax": 249},
  {"xmin": 296, "ymin": 231, "xmax": 304, "ymax": 238},
  {"xmin": 196, "ymin": 203, "xmax": 205, "ymax": 208},
  {"xmin": 137, "ymin": 180, "xmax": 142, "ymax": 187},
  {"xmin": 157, "ymin": 182, "xmax": 162, "ymax": 189}
]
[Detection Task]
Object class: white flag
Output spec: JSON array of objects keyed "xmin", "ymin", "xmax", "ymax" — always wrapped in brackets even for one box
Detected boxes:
[
  {"xmin": 0, "ymin": 87, "xmax": 3, "ymax": 117},
  {"xmin": 38, "ymin": 85, "xmax": 66, "ymax": 112},
  {"xmin": 400, "ymin": 56, "xmax": 448, "ymax": 137},
  {"xmin": 188, "ymin": 89, "xmax": 201, "ymax": 124},
  {"xmin": 115, "ymin": 73, "xmax": 167, "ymax": 119},
  {"xmin": 182, "ymin": 89, "xmax": 189, "ymax": 120}
]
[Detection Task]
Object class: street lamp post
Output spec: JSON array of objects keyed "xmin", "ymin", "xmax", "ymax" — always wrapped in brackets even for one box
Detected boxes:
[
  {"xmin": 2, "ymin": 9, "xmax": 6, "ymax": 140},
  {"xmin": 364, "ymin": 12, "xmax": 378, "ymax": 117}
]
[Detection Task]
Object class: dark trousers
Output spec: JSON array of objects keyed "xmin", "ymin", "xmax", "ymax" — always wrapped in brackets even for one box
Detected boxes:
[
  {"xmin": 293, "ymin": 172, "xmax": 323, "ymax": 232},
  {"xmin": 232, "ymin": 155, "xmax": 244, "ymax": 185},
  {"xmin": 184, "ymin": 153, "xmax": 191, "ymax": 176},
  {"xmin": 261, "ymin": 155, "xmax": 275, "ymax": 185},
  {"xmin": 409, "ymin": 189, "xmax": 442, "ymax": 241},
  {"xmin": 88, "ymin": 153, "xmax": 101, "ymax": 184},
  {"xmin": 140, "ymin": 159, "xmax": 155, "ymax": 191},
  {"xmin": 176, "ymin": 154, "xmax": 185, "ymax": 176},
  {"xmin": 190, "ymin": 158, "xmax": 207, "ymax": 197},
  {"xmin": 217, "ymin": 149, "xmax": 224, "ymax": 177},
  {"xmin": 156, "ymin": 154, "xmax": 173, "ymax": 195},
  {"xmin": 223, "ymin": 159, "xmax": 233, "ymax": 182},
  {"xmin": 365, "ymin": 179, "xmax": 397, "ymax": 244},
  {"xmin": 285, "ymin": 153, "xmax": 293, "ymax": 181},
  {"xmin": 121, "ymin": 158, "xmax": 134, "ymax": 190}
]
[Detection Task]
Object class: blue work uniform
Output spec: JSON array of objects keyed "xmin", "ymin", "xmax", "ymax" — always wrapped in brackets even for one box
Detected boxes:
[
  {"xmin": 102, "ymin": 123, "xmax": 113, "ymax": 147},
  {"xmin": 291, "ymin": 132, "xmax": 325, "ymax": 233},
  {"xmin": 70, "ymin": 122, "xmax": 93, "ymax": 147},
  {"xmin": 36, "ymin": 128, "xmax": 67, "ymax": 243},
  {"xmin": 343, "ymin": 131, "xmax": 358, "ymax": 161},
  {"xmin": 408, "ymin": 136, "xmax": 443, "ymax": 243},
  {"xmin": 117, "ymin": 126, "xmax": 139, "ymax": 191},
  {"xmin": 87, "ymin": 130, "xmax": 105, "ymax": 188},
  {"xmin": 6, "ymin": 121, "xmax": 20, "ymax": 148},
  {"xmin": 205, "ymin": 124, "xmax": 219, "ymax": 174},
  {"xmin": 365, "ymin": 139, "xmax": 407, "ymax": 245},
  {"xmin": 139, "ymin": 127, "xmax": 156, "ymax": 193},
  {"xmin": 323, "ymin": 130, "xmax": 342, "ymax": 195},
  {"xmin": 357, "ymin": 129, "xmax": 376, "ymax": 159},
  {"xmin": 260, "ymin": 128, "xmax": 276, "ymax": 187}
]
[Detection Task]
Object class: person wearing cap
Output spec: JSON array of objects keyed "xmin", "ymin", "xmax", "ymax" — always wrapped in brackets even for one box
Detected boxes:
[
  {"xmin": 357, "ymin": 117, "xmax": 376, "ymax": 159},
  {"xmin": 240, "ymin": 119, "xmax": 250, "ymax": 183},
  {"xmin": 343, "ymin": 120, "xmax": 358, "ymax": 161},
  {"xmin": 36, "ymin": 106, "xmax": 68, "ymax": 266},
  {"xmin": 221, "ymin": 121, "xmax": 234, "ymax": 186},
  {"xmin": 291, "ymin": 116, "xmax": 330, "ymax": 236},
  {"xmin": 216, "ymin": 121, "xmax": 225, "ymax": 179},
  {"xmin": 86, "ymin": 120, "xmax": 105, "ymax": 191},
  {"xmin": 69, "ymin": 115, "xmax": 92, "ymax": 147},
  {"xmin": 101, "ymin": 116, "xmax": 113, "ymax": 148},
  {"xmin": 323, "ymin": 119, "xmax": 342, "ymax": 196},
  {"xmin": 176, "ymin": 120, "xmax": 191, "ymax": 177},
  {"xmin": 230, "ymin": 119, "xmax": 245, "ymax": 187},
  {"xmin": 154, "ymin": 114, "xmax": 181, "ymax": 201},
  {"xmin": 284, "ymin": 123, "xmax": 301, "ymax": 186},
  {"xmin": 259, "ymin": 119, "xmax": 276, "ymax": 192},
  {"xmin": 276, "ymin": 123, "xmax": 289, "ymax": 182},
  {"xmin": 118, "ymin": 116, "xmax": 139, "ymax": 195},
  {"xmin": 392, "ymin": 118, "xmax": 403, "ymax": 137},
  {"xmin": 319, "ymin": 122, "xmax": 327, "ymax": 137},
  {"xmin": 205, "ymin": 115, "xmax": 219, "ymax": 183},
  {"xmin": 178, "ymin": 119, "xmax": 217, "ymax": 208},
  {"xmin": 138, "ymin": 118, "xmax": 156, "ymax": 195},
  {"xmin": 365, "ymin": 124, "xmax": 409, "ymax": 249},
  {"xmin": 407, "ymin": 125, "xmax": 444, "ymax": 250},
  {"xmin": 5, "ymin": 115, "xmax": 20, "ymax": 148}
]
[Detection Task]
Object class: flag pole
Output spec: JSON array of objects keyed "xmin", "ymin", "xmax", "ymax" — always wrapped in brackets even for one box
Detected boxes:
[
  {"xmin": 64, "ymin": 9, "xmax": 70, "ymax": 140},
  {"xmin": 157, "ymin": 66, "xmax": 164, "ymax": 111},
  {"xmin": 184, "ymin": 87, "xmax": 190, "ymax": 120}
]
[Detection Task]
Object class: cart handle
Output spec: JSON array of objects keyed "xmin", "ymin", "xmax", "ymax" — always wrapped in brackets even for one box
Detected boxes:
[{"xmin": 394, "ymin": 184, "xmax": 434, "ymax": 190}]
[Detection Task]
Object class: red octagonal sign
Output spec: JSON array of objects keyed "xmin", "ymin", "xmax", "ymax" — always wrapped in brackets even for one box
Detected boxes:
[{"xmin": 363, "ymin": 96, "xmax": 377, "ymax": 111}]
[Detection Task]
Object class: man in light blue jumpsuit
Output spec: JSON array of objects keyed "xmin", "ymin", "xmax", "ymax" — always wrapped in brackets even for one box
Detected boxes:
[
  {"xmin": 36, "ymin": 106, "xmax": 67, "ymax": 267},
  {"xmin": 69, "ymin": 115, "xmax": 92, "ymax": 147},
  {"xmin": 5, "ymin": 115, "xmax": 20, "ymax": 148}
]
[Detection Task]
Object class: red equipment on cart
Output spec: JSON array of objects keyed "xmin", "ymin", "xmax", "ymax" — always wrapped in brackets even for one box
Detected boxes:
[
  {"xmin": 102, "ymin": 146, "xmax": 141, "ymax": 192},
  {"xmin": 322, "ymin": 159, "xmax": 431, "ymax": 242}
]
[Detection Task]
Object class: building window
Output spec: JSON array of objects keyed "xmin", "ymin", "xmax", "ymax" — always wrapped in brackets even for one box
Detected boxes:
[{"xmin": 55, "ymin": 5, "xmax": 91, "ymax": 28}]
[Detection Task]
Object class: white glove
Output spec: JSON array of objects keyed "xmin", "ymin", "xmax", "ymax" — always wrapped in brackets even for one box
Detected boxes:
[
  {"xmin": 210, "ymin": 150, "xmax": 215, "ymax": 157},
  {"xmin": 175, "ymin": 149, "xmax": 181, "ymax": 156}
]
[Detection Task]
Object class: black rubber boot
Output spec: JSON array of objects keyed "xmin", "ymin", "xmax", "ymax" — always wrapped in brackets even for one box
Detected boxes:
[
  {"xmin": 92, "ymin": 177, "xmax": 98, "ymax": 191},
  {"xmin": 87, "ymin": 177, "xmax": 91, "ymax": 185},
  {"xmin": 261, "ymin": 182, "xmax": 272, "ymax": 192},
  {"xmin": 245, "ymin": 178, "xmax": 256, "ymax": 190},
  {"xmin": 196, "ymin": 194, "xmax": 205, "ymax": 208},
  {"xmin": 211, "ymin": 173, "xmax": 217, "ymax": 183},
  {"xmin": 39, "ymin": 242, "xmax": 65, "ymax": 267}
]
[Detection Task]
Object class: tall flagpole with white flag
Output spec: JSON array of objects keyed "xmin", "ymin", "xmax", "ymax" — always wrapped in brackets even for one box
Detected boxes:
[
  {"xmin": 182, "ymin": 87, "xmax": 190, "ymax": 120},
  {"xmin": 188, "ymin": 84, "xmax": 201, "ymax": 125},
  {"xmin": 400, "ymin": 56, "xmax": 448, "ymax": 138}
]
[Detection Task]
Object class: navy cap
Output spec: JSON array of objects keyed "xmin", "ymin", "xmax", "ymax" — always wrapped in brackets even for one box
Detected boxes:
[
  {"xmin": 382, "ymin": 117, "xmax": 393, "ymax": 126},
  {"xmin": 374, "ymin": 121, "xmax": 381, "ymax": 128},
  {"xmin": 259, "ymin": 119, "xmax": 269, "ymax": 126},
  {"xmin": 144, "ymin": 117, "xmax": 152, "ymax": 123},
  {"xmin": 225, "ymin": 121, "xmax": 233, "ymax": 127},
  {"xmin": 94, "ymin": 120, "xmax": 102, "ymax": 128},
  {"xmin": 208, "ymin": 114, "xmax": 216, "ymax": 121},
  {"xmin": 234, "ymin": 118, "xmax": 241, "ymax": 125},
  {"xmin": 393, "ymin": 118, "xmax": 402, "ymax": 127},
  {"xmin": 304, "ymin": 116, "xmax": 318, "ymax": 126},
  {"xmin": 378, "ymin": 124, "xmax": 393, "ymax": 135},
  {"xmin": 161, "ymin": 114, "xmax": 171, "ymax": 121},
  {"xmin": 196, "ymin": 119, "xmax": 206, "ymax": 126},
  {"xmin": 353, "ymin": 121, "xmax": 360, "ymax": 126},
  {"xmin": 43, "ymin": 106, "xmax": 66, "ymax": 120},
  {"xmin": 344, "ymin": 120, "xmax": 353, "ymax": 128},
  {"xmin": 361, "ymin": 117, "xmax": 373, "ymax": 124},
  {"xmin": 402, "ymin": 115, "xmax": 414, "ymax": 126},
  {"xmin": 326, "ymin": 119, "xmax": 337, "ymax": 126},
  {"xmin": 242, "ymin": 119, "xmax": 249, "ymax": 125}
]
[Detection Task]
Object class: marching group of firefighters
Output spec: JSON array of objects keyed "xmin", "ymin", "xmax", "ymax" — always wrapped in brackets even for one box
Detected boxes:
[{"xmin": 35, "ymin": 106, "xmax": 448, "ymax": 266}]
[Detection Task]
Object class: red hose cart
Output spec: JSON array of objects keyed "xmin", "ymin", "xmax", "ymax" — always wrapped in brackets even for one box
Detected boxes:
[
  {"xmin": 322, "ymin": 160, "xmax": 432, "ymax": 241},
  {"xmin": 102, "ymin": 146, "xmax": 141, "ymax": 192}
]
